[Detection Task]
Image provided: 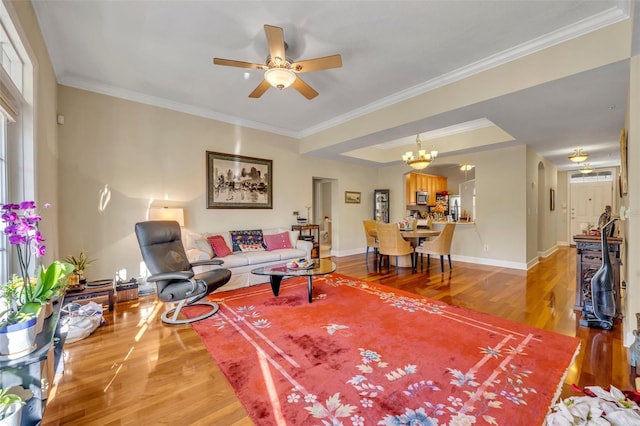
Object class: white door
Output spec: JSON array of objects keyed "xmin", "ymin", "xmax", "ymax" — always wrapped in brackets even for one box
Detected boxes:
[{"xmin": 570, "ymin": 181, "xmax": 612, "ymax": 238}]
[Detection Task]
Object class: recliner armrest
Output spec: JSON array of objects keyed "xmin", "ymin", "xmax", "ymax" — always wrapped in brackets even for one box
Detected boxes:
[
  {"xmin": 190, "ymin": 258, "xmax": 224, "ymax": 267},
  {"xmin": 147, "ymin": 271, "xmax": 194, "ymax": 282}
]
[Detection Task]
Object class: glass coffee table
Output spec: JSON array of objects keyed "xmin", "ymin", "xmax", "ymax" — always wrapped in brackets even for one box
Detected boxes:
[{"xmin": 251, "ymin": 258, "xmax": 336, "ymax": 303}]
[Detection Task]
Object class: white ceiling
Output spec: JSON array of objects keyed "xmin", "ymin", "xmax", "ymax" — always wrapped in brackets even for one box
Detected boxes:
[{"xmin": 32, "ymin": 0, "xmax": 636, "ymax": 171}]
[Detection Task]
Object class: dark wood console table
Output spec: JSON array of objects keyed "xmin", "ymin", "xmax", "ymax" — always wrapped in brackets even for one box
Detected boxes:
[
  {"xmin": 292, "ymin": 224, "xmax": 320, "ymax": 258},
  {"xmin": 573, "ymin": 234, "xmax": 623, "ymax": 317},
  {"xmin": 0, "ymin": 299, "xmax": 65, "ymax": 425}
]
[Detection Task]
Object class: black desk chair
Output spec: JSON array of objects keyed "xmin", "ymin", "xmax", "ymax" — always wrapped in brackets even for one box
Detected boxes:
[{"xmin": 135, "ymin": 220, "xmax": 231, "ymax": 325}]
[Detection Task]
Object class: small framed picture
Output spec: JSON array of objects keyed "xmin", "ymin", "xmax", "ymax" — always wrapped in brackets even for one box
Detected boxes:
[
  {"xmin": 550, "ymin": 188, "xmax": 555, "ymax": 211},
  {"xmin": 345, "ymin": 191, "xmax": 361, "ymax": 204}
]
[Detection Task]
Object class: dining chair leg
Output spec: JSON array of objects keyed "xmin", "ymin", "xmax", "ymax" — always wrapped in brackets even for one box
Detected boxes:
[
  {"xmin": 440, "ymin": 255, "xmax": 444, "ymax": 273},
  {"xmin": 427, "ymin": 254, "xmax": 430, "ymax": 268},
  {"xmin": 394, "ymin": 256, "xmax": 398, "ymax": 272},
  {"xmin": 448, "ymin": 254, "xmax": 452, "ymax": 270},
  {"xmin": 366, "ymin": 246, "xmax": 369, "ymax": 263}
]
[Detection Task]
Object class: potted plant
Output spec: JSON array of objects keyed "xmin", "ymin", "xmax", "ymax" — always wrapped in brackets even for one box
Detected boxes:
[
  {"xmin": 0, "ymin": 386, "xmax": 29, "ymax": 426},
  {"xmin": 0, "ymin": 201, "xmax": 73, "ymax": 355},
  {"xmin": 64, "ymin": 251, "xmax": 94, "ymax": 286}
]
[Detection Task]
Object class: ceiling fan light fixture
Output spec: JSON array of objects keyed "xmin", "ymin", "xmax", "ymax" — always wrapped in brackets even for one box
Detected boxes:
[
  {"xmin": 264, "ymin": 68, "xmax": 296, "ymax": 89},
  {"xmin": 569, "ymin": 148, "xmax": 589, "ymax": 163}
]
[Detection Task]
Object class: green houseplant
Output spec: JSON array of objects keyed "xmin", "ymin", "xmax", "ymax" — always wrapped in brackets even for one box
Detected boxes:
[
  {"xmin": 0, "ymin": 201, "xmax": 73, "ymax": 354},
  {"xmin": 0, "ymin": 386, "xmax": 28, "ymax": 426},
  {"xmin": 64, "ymin": 251, "xmax": 94, "ymax": 284}
]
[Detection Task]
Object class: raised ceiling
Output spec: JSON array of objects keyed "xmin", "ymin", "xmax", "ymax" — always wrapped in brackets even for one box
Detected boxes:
[{"xmin": 32, "ymin": 0, "xmax": 636, "ymax": 171}]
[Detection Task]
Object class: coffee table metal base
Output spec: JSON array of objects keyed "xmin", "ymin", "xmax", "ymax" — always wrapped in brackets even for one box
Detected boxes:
[{"xmin": 269, "ymin": 275, "xmax": 314, "ymax": 303}]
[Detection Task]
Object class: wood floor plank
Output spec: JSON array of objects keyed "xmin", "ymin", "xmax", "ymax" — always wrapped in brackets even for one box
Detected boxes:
[{"xmin": 41, "ymin": 247, "xmax": 633, "ymax": 424}]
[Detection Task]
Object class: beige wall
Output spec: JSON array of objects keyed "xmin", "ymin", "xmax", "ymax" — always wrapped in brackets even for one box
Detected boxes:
[{"xmin": 57, "ymin": 86, "xmax": 381, "ymax": 279}]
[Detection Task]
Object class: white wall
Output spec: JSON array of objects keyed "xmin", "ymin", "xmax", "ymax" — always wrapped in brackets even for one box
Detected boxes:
[{"xmin": 9, "ymin": 1, "xmax": 61, "ymax": 262}]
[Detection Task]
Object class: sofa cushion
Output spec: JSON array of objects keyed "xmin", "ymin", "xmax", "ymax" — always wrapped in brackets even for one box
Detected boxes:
[
  {"xmin": 207, "ymin": 235, "xmax": 233, "ymax": 257},
  {"xmin": 264, "ymin": 231, "xmax": 292, "ymax": 251},
  {"xmin": 236, "ymin": 251, "xmax": 281, "ymax": 265},
  {"xmin": 229, "ymin": 230, "xmax": 265, "ymax": 252},
  {"xmin": 239, "ymin": 243, "xmax": 266, "ymax": 252},
  {"xmin": 264, "ymin": 228, "xmax": 299, "ymax": 247},
  {"xmin": 216, "ymin": 254, "xmax": 249, "ymax": 268},
  {"xmin": 182, "ymin": 229, "xmax": 214, "ymax": 258}
]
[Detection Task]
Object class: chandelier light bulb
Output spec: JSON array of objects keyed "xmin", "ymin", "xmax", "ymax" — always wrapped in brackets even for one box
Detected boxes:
[{"xmin": 569, "ymin": 148, "xmax": 589, "ymax": 163}]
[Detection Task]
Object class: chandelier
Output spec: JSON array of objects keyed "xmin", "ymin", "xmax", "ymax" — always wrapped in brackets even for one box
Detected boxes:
[
  {"xmin": 402, "ymin": 135, "xmax": 438, "ymax": 170},
  {"xmin": 579, "ymin": 163, "xmax": 593, "ymax": 174},
  {"xmin": 569, "ymin": 148, "xmax": 589, "ymax": 163}
]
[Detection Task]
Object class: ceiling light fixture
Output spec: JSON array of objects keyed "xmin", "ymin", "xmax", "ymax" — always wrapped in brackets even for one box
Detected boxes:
[
  {"xmin": 579, "ymin": 163, "xmax": 593, "ymax": 174},
  {"xmin": 402, "ymin": 135, "xmax": 434, "ymax": 170},
  {"xmin": 460, "ymin": 164, "xmax": 474, "ymax": 171},
  {"xmin": 569, "ymin": 148, "xmax": 589, "ymax": 163},
  {"xmin": 264, "ymin": 67, "xmax": 296, "ymax": 89}
]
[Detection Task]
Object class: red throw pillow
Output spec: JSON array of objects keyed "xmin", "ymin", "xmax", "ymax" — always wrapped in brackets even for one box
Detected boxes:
[
  {"xmin": 207, "ymin": 235, "xmax": 233, "ymax": 257},
  {"xmin": 264, "ymin": 231, "xmax": 292, "ymax": 251}
]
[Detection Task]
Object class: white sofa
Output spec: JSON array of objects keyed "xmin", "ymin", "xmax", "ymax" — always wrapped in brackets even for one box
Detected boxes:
[{"xmin": 181, "ymin": 227, "xmax": 312, "ymax": 292}]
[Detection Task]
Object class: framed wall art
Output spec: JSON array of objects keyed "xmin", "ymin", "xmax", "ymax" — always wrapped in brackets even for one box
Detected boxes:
[
  {"xmin": 345, "ymin": 191, "xmax": 361, "ymax": 204},
  {"xmin": 620, "ymin": 128, "xmax": 628, "ymax": 196},
  {"xmin": 550, "ymin": 188, "xmax": 555, "ymax": 211},
  {"xmin": 206, "ymin": 151, "xmax": 273, "ymax": 209}
]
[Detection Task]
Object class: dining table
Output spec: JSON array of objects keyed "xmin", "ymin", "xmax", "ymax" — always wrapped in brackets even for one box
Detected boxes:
[
  {"xmin": 399, "ymin": 229, "xmax": 440, "ymax": 247},
  {"xmin": 367, "ymin": 228, "xmax": 440, "ymax": 247}
]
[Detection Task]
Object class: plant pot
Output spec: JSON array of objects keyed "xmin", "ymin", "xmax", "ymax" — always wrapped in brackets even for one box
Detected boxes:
[
  {"xmin": 34, "ymin": 304, "xmax": 46, "ymax": 334},
  {"xmin": 0, "ymin": 317, "xmax": 37, "ymax": 357},
  {"xmin": 44, "ymin": 299, "xmax": 54, "ymax": 318},
  {"xmin": 0, "ymin": 403, "xmax": 22, "ymax": 426}
]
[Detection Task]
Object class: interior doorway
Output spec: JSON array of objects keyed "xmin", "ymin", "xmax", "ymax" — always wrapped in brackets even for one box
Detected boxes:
[{"xmin": 313, "ymin": 177, "xmax": 336, "ymax": 258}]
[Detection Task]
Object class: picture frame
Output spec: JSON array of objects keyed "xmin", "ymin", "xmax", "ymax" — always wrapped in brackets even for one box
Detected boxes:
[
  {"xmin": 206, "ymin": 151, "xmax": 273, "ymax": 209},
  {"xmin": 550, "ymin": 188, "xmax": 555, "ymax": 211},
  {"xmin": 620, "ymin": 128, "xmax": 628, "ymax": 196},
  {"xmin": 345, "ymin": 191, "xmax": 361, "ymax": 204}
]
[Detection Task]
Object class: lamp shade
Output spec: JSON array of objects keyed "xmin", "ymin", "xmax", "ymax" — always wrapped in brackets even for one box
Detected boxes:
[{"xmin": 148, "ymin": 207, "xmax": 185, "ymax": 226}]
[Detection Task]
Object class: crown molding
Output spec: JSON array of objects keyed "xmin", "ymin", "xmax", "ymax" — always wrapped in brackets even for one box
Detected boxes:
[
  {"xmin": 298, "ymin": 5, "xmax": 630, "ymax": 139},
  {"xmin": 57, "ymin": 75, "xmax": 300, "ymax": 138},
  {"xmin": 53, "ymin": 4, "xmax": 629, "ymax": 143}
]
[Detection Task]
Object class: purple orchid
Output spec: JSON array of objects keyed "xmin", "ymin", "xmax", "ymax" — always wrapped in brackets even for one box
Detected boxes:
[{"xmin": 1, "ymin": 201, "xmax": 50, "ymax": 304}]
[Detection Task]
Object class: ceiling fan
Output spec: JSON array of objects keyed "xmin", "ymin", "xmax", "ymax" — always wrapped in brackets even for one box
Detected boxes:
[{"xmin": 213, "ymin": 24, "xmax": 342, "ymax": 100}]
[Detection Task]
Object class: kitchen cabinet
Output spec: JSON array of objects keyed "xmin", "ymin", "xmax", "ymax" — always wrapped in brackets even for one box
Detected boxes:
[{"xmin": 405, "ymin": 173, "xmax": 447, "ymax": 205}]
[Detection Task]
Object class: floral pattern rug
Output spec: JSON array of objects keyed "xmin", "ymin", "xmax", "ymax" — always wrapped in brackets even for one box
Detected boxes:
[{"xmin": 188, "ymin": 273, "xmax": 580, "ymax": 425}]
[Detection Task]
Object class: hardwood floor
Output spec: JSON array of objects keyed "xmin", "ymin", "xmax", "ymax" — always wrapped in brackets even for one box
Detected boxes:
[{"xmin": 42, "ymin": 247, "xmax": 633, "ymax": 425}]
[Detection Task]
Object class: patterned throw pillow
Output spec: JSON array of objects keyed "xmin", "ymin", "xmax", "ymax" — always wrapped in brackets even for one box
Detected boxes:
[
  {"xmin": 239, "ymin": 243, "xmax": 266, "ymax": 252},
  {"xmin": 264, "ymin": 231, "xmax": 293, "ymax": 251},
  {"xmin": 207, "ymin": 235, "xmax": 233, "ymax": 257},
  {"xmin": 229, "ymin": 230, "xmax": 265, "ymax": 252}
]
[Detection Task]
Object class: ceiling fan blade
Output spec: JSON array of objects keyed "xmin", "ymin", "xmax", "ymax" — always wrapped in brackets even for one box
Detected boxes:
[
  {"xmin": 249, "ymin": 79, "xmax": 272, "ymax": 98},
  {"xmin": 213, "ymin": 58, "xmax": 265, "ymax": 70},
  {"xmin": 291, "ymin": 76, "xmax": 319, "ymax": 100},
  {"xmin": 264, "ymin": 25, "xmax": 286, "ymax": 63},
  {"xmin": 291, "ymin": 54, "xmax": 342, "ymax": 73}
]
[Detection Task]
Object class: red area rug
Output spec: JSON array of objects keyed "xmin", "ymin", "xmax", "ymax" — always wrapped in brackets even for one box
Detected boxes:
[{"xmin": 188, "ymin": 273, "xmax": 579, "ymax": 425}]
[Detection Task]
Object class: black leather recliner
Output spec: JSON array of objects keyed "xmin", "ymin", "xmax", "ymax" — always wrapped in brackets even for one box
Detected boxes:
[{"xmin": 134, "ymin": 220, "xmax": 231, "ymax": 324}]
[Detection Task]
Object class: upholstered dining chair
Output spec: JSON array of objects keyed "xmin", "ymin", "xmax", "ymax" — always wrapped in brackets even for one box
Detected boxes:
[
  {"xmin": 375, "ymin": 222, "xmax": 415, "ymax": 272},
  {"xmin": 363, "ymin": 220, "xmax": 379, "ymax": 266},
  {"xmin": 415, "ymin": 223, "xmax": 456, "ymax": 273},
  {"xmin": 135, "ymin": 220, "xmax": 232, "ymax": 325}
]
